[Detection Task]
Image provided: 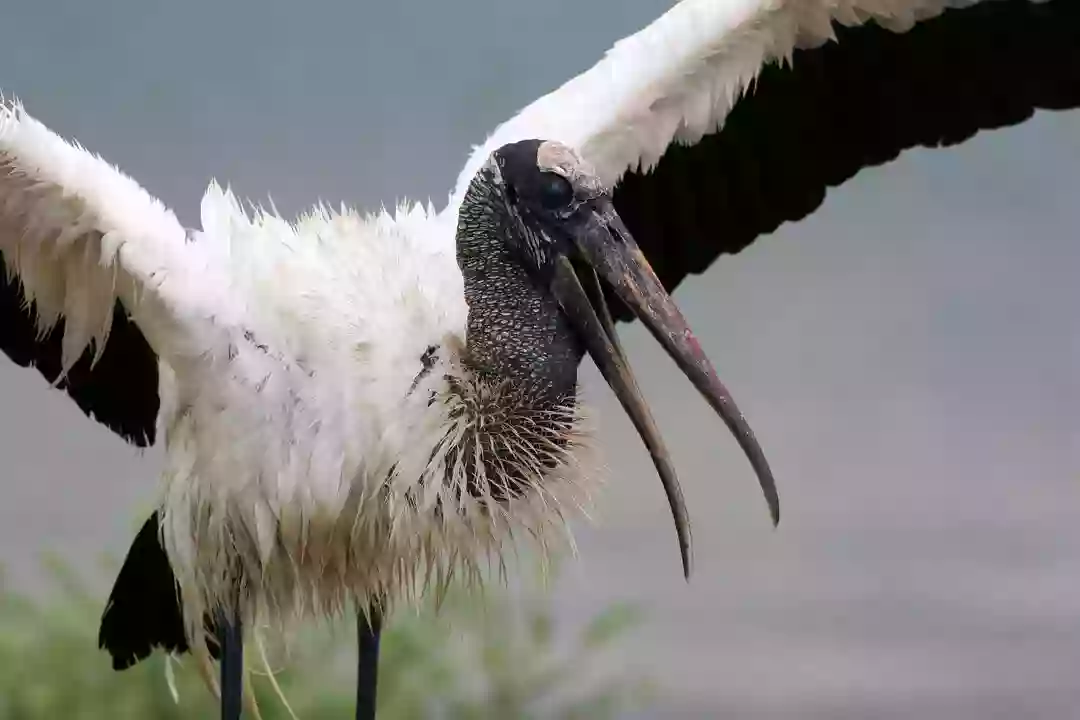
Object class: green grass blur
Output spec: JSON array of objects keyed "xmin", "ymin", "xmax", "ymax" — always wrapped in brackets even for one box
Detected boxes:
[{"xmin": 0, "ymin": 554, "xmax": 652, "ymax": 719}]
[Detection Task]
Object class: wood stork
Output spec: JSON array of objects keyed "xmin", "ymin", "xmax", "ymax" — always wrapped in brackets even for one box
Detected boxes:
[{"xmin": 1, "ymin": 0, "xmax": 1077, "ymax": 717}]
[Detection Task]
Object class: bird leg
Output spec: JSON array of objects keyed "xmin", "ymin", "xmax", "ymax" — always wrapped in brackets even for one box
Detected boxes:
[
  {"xmin": 355, "ymin": 604, "xmax": 383, "ymax": 720},
  {"xmin": 215, "ymin": 607, "xmax": 244, "ymax": 720}
]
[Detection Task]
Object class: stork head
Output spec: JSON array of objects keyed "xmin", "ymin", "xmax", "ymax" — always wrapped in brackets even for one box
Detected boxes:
[{"xmin": 455, "ymin": 138, "xmax": 779, "ymax": 578}]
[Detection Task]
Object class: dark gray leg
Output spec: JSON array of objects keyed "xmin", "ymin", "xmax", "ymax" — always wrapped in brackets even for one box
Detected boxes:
[
  {"xmin": 356, "ymin": 606, "xmax": 383, "ymax": 720},
  {"xmin": 215, "ymin": 608, "xmax": 244, "ymax": 720}
]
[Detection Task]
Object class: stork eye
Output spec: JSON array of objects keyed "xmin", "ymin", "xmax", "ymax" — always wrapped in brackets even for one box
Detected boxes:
[{"xmin": 538, "ymin": 172, "xmax": 574, "ymax": 210}]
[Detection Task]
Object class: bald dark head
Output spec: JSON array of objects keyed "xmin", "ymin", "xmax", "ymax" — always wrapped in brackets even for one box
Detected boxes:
[
  {"xmin": 478, "ymin": 139, "xmax": 611, "ymax": 286},
  {"xmin": 453, "ymin": 139, "xmax": 593, "ymax": 405},
  {"xmin": 491, "ymin": 139, "xmax": 605, "ymax": 207}
]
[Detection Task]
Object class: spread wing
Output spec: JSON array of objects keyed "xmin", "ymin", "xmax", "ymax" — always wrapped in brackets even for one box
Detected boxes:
[
  {"xmin": 454, "ymin": 0, "xmax": 1079, "ymax": 316},
  {"xmin": 0, "ymin": 98, "xmax": 240, "ymax": 445}
]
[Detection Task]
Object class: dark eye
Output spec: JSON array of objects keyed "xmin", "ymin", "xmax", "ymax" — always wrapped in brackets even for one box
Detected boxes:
[{"xmin": 537, "ymin": 172, "xmax": 574, "ymax": 210}]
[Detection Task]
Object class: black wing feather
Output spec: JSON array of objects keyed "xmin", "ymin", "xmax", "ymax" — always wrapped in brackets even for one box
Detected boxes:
[
  {"xmin": 611, "ymin": 0, "xmax": 1080, "ymax": 317},
  {"xmin": 0, "ymin": 253, "xmax": 159, "ymax": 446},
  {"xmin": 98, "ymin": 512, "xmax": 221, "ymax": 670}
]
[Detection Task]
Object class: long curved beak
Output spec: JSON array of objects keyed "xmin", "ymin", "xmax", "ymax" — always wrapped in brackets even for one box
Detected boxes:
[{"xmin": 550, "ymin": 198, "xmax": 780, "ymax": 579}]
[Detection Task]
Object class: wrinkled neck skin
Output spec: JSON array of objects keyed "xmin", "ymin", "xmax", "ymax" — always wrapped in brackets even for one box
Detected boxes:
[
  {"xmin": 446, "ymin": 169, "xmax": 587, "ymax": 502},
  {"xmin": 455, "ymin": 170, "xmax": 585, "ymax": 406}
]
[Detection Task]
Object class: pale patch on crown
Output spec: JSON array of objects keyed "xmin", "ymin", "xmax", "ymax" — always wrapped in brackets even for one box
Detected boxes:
[{"xmin": 536, "ymin": 140, "xmax": 606, "ymax": 198}]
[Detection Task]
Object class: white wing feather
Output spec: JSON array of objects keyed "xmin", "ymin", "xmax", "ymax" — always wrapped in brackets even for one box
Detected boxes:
[
  {"xmin": 449, "ymin": 0, "xmax": 980, "ymax": 206},
  {"xmin": 0, "ymin": 97, "xmax": 243, "ymax": 374}
]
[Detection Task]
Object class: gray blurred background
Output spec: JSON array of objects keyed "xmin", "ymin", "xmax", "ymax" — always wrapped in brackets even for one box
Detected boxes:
[{"xmin": 1, "ymin": 1, "xmax": 1078, "ymax": 717}]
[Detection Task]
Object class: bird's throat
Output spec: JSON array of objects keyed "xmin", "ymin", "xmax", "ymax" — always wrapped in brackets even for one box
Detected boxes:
[
  {"xmin": 446, "ymin": 175, "xmax": 590, "ymax": 503},
  {"xmin": 455, "ymin": 174, "xmax": 584, "ymax": 407}
]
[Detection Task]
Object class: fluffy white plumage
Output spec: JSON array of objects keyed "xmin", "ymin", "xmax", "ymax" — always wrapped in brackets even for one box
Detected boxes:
[
  {"xmin": 0, "ymin": 0, "xmax": 1070, "ymax": 665},
  {"xmin": 0, "ymin": 101, "xmax": 601, "ymax": 646}
]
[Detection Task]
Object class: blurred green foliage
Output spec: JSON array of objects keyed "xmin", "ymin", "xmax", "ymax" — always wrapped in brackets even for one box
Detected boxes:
[{"xmin": 0, "ymin": 554, "xmax": 653, "ymax": 719}]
